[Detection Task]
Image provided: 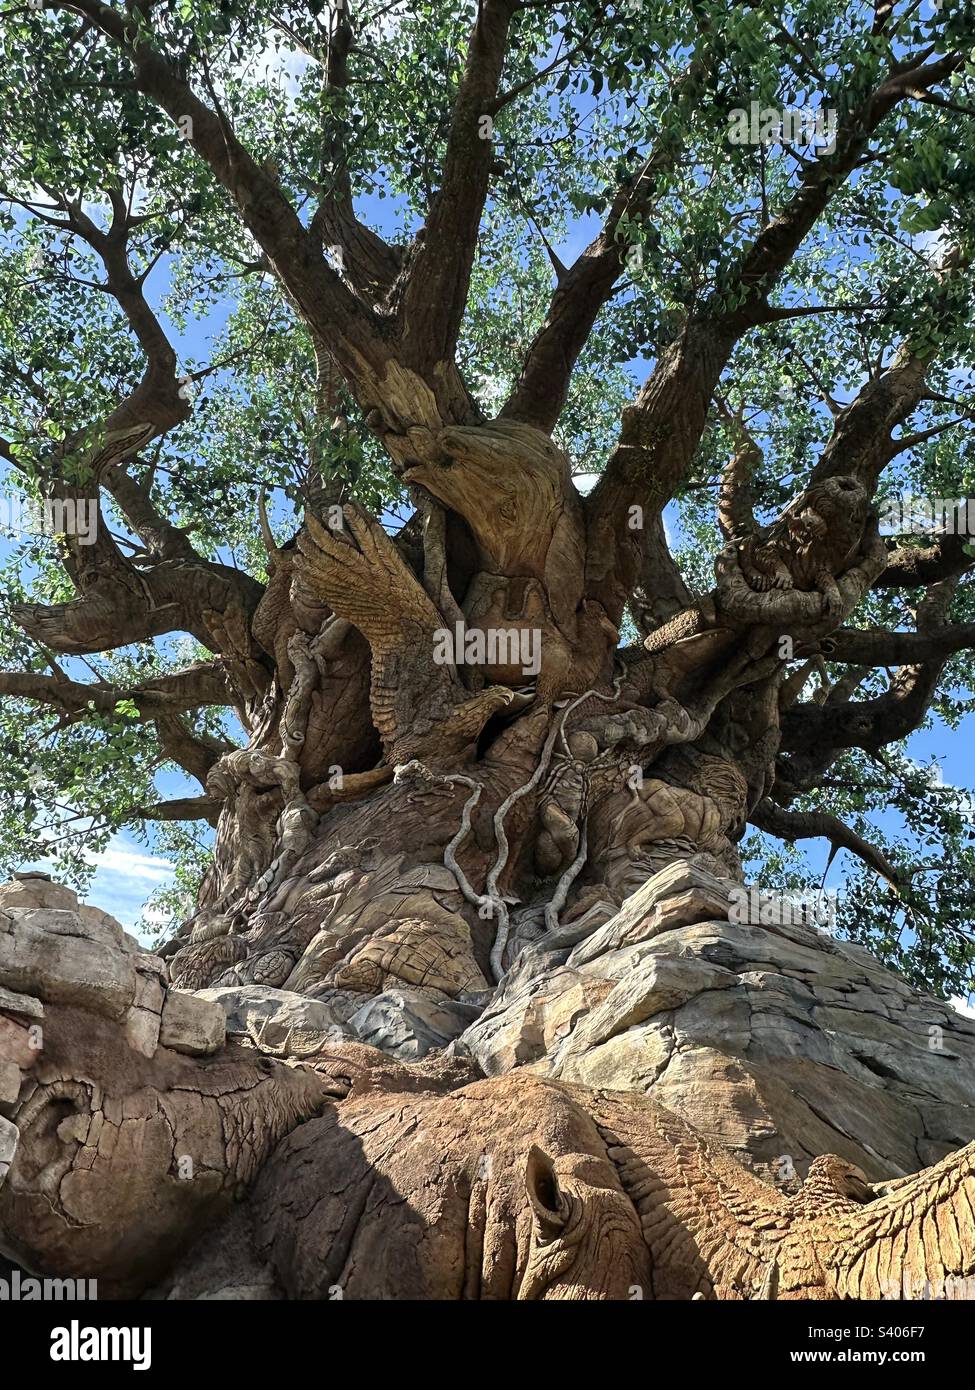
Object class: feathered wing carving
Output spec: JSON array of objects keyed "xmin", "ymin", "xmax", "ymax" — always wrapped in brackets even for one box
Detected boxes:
[
  {"xmin": 586, "ymin": 1088, "xmax": 792, "ymax": 1300},
  {"xmin": 590, "ymin": 1085, "xmax": 975, "ymax": 1301},
  {"xmin": 295, "ymin": 502, "xmax": 512, "ymax": 764},
  {"xmin": 809, "ymin": 1139, "xmax": 975, "ymax": 1300}
]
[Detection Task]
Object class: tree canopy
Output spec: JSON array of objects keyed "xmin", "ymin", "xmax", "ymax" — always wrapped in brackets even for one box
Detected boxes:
[{"xmin": 2, "ymin": 0, "xmax": 975, "ymax": 996}]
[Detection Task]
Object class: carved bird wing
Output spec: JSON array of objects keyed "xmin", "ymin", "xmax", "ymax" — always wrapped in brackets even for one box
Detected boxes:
[
  {"xmin": 807, "ymin": 1137, "xmax": 975, "ymax": 1300},
  {"xmin": 294, "ymin": 503, "xmax": 454, "ymax": 753},
  {"xmin": 587, "ymin": 1088, "xmax": 791, "ymax": 1300},
  {"xmin": 296, "ymin": 503, "xmax": 445, "ymax": 646},
  {"xmin": 295, "ymin": 502, "xmax": 509, "ymax": 760}
]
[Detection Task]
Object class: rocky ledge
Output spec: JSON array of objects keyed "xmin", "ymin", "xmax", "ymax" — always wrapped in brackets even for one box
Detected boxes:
[
  {"xmin": 456, "ymin": 861, "xmax": 975, "ymax": 1181},
  {"xmin": 1, "ymin": 865, "xmax": 973, "ymax": 1185}
]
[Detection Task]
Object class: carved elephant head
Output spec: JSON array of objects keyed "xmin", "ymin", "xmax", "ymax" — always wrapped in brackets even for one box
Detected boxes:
[{"xmin": 0, "ymin": 897, "xmax": 331, "ymax": 1297}]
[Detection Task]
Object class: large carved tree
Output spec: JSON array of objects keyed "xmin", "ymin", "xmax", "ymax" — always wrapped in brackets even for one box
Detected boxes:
[{"xmin": 2, "ymin": 0, "xmax": 975, "ymax": 1055}]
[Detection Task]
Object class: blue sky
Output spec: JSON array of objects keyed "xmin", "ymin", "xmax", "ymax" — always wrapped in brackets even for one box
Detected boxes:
[{"xmin": 1, "ymin": 30, "xmax": 973, "ymax": 1020}]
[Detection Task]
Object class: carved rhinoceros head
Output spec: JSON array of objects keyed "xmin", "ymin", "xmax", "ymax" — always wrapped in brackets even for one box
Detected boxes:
[{"xmin": 249, "ymin": 1070, "xmax": 653, "ymax": 1300}]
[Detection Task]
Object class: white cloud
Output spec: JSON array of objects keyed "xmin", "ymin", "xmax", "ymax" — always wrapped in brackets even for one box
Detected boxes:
[
  {"xmin": 951, "ymin": 995, "xmax": 975, "ymax": 1019},
  {"xmin": 81, "ymin": 836, "xmax": 176, "ymax": 938},
  {"xmin": 30, "ymin": 829, "xmax": 174, "ymax": 886},
  {"xmin": 251, "ymin": 40, "xmax": 310, "ymax": 101},
  {"xmin": 85, "ymin": 844, "xmax": 175, "ymax": 883},
  {"xmin": 20, "ymin": 830, "xmax": 176, "ymax": 936},
  {"xmin": 915, "ymin": 226, "xmax": 950, "ymax": 266},
  {"xmin": 372, "ymin": 2, "xmax": 410, "ymax": 39}
]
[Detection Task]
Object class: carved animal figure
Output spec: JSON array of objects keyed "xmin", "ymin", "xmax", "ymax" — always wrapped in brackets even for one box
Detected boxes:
[
  {"xmin": 737, "ymin": 475, "xmax": 869, "ymax": 617},
  {"xmin": 3, "ymin": 900, "xmax": 974, "ymax": 1302},
  {"xmin": 0, "ymin": 1002, "xmax": 331, "ymax": 1297},
  {"xmin": 294, "ymin": 502, "xmax": 513, "ymax": 767}
]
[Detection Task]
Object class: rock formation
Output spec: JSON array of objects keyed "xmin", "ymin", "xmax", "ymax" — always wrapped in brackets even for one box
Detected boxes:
[
  {"xmin": 459, "ymin": 860, "xmax": 975, "ymax": 1182},
  {"xmin": 1, "ymin": 870, "xmax": 974, "ymax": 1299}
]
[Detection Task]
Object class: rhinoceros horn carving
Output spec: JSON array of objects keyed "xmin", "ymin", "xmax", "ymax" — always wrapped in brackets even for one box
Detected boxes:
[{"xmin": 1, "ymin": 899, "xmax": 973, "ymax": 1300}]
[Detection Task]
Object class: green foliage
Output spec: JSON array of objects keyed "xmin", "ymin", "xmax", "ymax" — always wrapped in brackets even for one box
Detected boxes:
[{"xmin": 1, "ymin": 1, "xmax": 975, "ymax": 992}]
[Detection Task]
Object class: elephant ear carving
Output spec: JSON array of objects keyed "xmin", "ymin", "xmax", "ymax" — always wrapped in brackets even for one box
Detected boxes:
[
  {"xmin": 585, "ymin": 1088, "xmax": 791, "ymax": 1300},
  {"xmin": 813, "ymin": 1137, "xmax": 975, "ymax": 1300},
  {"xmin": 525, "ymin": 1144, "xmax": 570, "ymax": 1239}
]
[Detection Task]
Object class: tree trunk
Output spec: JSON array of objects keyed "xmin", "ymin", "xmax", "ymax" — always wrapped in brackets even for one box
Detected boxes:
[
  {"xmin": 158, "ymin": 422, "xmax": 888, "ymax": 1070},
  {"xmin": 163, "ymin": 571, "xmax": 758, "ymax": 1061}
]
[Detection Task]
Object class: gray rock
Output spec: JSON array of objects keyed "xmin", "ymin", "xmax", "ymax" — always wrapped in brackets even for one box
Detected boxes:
[
  {"xmin": 458, "ymin": 868, "xmax": 975, "ymax": 1182},
  {"xmin": 193, "ymin": 984, "xmax": 352, "ymax": 1056},
  {"xmin": 0, "ymin": 1059, "xmax": 21, "ymax": 1104},
  {"xmin": 569, "ymin": 862, "xmax": 733, "ymax": 966},
  {"xmin": 17, "ymin": 907, "xmax": 123, "ymax": 951},
  {"xmin": 125, "ymin": 959, "xmax": 167, "ymax": 1058},
  {"xmin": 348, "ymin": 988, "xmax": 481, "ymax": 1061},
  {"xmin": 0, "ymin": 1114, "xmax": 17, "ymax": 1185},
  {"xmin": 460, "ymin": 965, "xmax": 612, "ymax": 1075},
  {"xmin": 555, "ymin": 1021, "xmax": 675, "ymax": 1091},
  {"xmin": 0, "ymin": 916, "xmax": 136, "ymax": 1020},
  {"xmin": 555, "ymin": 954, "xmax": 736, "ymax": 1059},
  {"xmin": 159, "ymin": 989, "xmax": 226, "ymax": 1056},
  {"xmin": 0, "ymin": 984, "xmax": 43, "ymax": 1019},
  {"xmin": 78, "ymin": 904, "xmax": 127, "ymax": 947},
  {"xmin": 0, "ymin": 879, "xmax": 79, "ymax": 913}
]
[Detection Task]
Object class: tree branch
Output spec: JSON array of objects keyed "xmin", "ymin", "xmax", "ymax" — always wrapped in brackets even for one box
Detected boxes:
[
  {"xmin": 584, "ymin": 49, "xmax": 964, "ymax": 620},
  {"xmin": 10, "ymin": 558, "xmax": 268, "ymax": 723},
  {"xmin": 135, "ymin": 795, "xmax": 220, "ymax": 825},
  {"xmin": 395, "ymin": 0, "xmax": 519, "ymax": 372},
  {"xmin": 716, "ymin": 398, "xmax": 761, "ymax": 542},
  {"xmin": 875, "ymin": 532, "xmax": 975, "ymax": 589},
  {"xmin": 751, "ymin": 798, "xmax": 902, "ymax": 885},
  {"xmin": 501, "ymin": 51, "xmax": 710, "ymax": 431},
  {"xmin": 0, "ymin": 662, "xmax": 234, "ymax": 721},
  {"xmin": 51, "ymin": 0, "xmax": 395, "ymax": 413},
  {"xmin": 308, "ymin": 0, "xmax": 403, "ymax": 300},
  {"xmin": 826, "ymin": 621, "xmax": 975, "ymax": 666},
  {"xmin": 155, "ymin": 714, "xmax": 232, "ymax": 788}
]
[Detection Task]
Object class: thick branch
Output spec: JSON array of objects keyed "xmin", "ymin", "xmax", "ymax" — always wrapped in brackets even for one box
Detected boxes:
[
  {"xmin": 501, "ymin": 54, "xmax": 710, "ymax": 432},
  {"xmin": 0, "ymin": 662, "xmax": 232, "ymax": 720},
  {"xmin": 727, "ymin": 53, "xmax": 963, "ymax": 325},
  {"xmin": 781, "ymin": 658, "xmax": 947, "ymax": 762},
  {"xmin": 308, "ymin": 2, "xmax": 402, "ymax": 299},
  {"xmin": 136, "ymin": 795, "xmax": 221, "ymax": 826},
  {"xmin": 396, "ymin": 0, "xmax": 519, "ymax": 371},
  {"xmin": 53, "ymin": 1, "xmax": 395, "ymax": 413},
  {"xmin": 827, "ymin": 622, "xmax": 975, "ymax": 666},
  {"xmin": 717, "ymin": 401, "xmax": 761, "ymax": 542},
  {"xmin": 155, "ymin": 714, "xmax": 232, "ymax": 788},
  {"xmin": 751, "ymin": 798, "xmax": 902, "ymax": 885},
  {"xmin": 629, "ymin": 511, "xmax": 694, "ymax": 639},
  {"xmin": 11, "ymin": 558, "xmax": 267, "ymax": 721},
  {"xmin": 875, "ymin": 532, "xmax": 975, "ymax": 589},
  {"xmin": 585, "ymin": 50, "xmax": 963, "ymax": 619},
  {"xmin": 102, "ymin": 457, "xmax": 204, "ymax": 565},
  {"xmin": 69, "ymin": 189, "xmax": 187, "ymax": 434}
]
